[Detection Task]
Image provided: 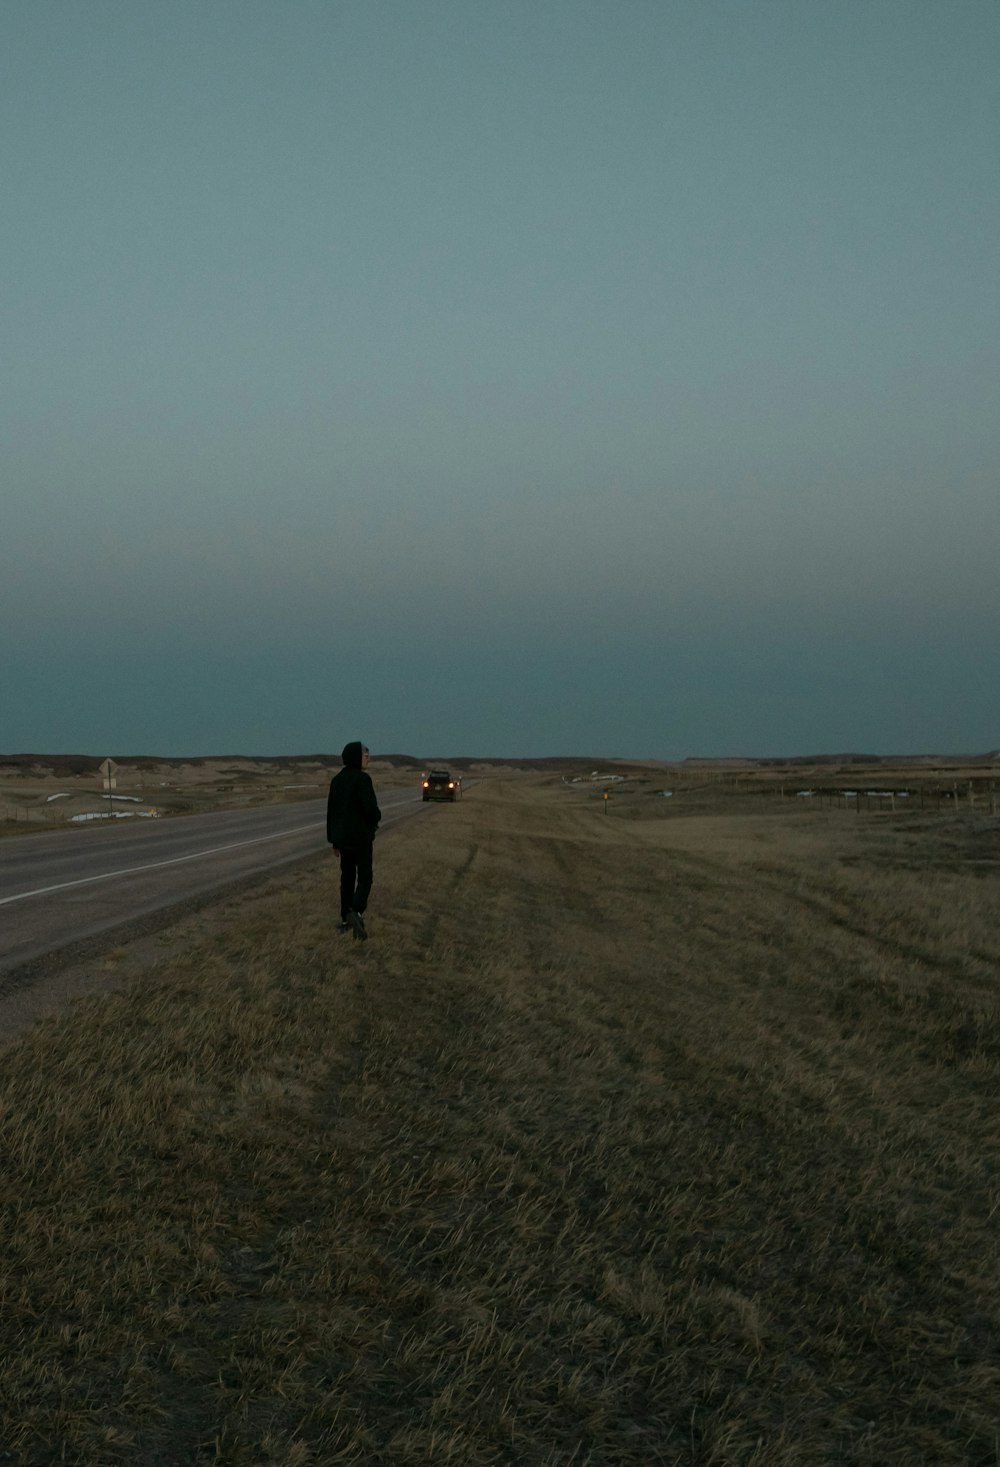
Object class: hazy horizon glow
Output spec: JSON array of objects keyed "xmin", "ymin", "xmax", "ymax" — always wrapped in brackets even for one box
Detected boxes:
[{"xmin": 3, "ymin": 1, "xmax": 998, "ymax": 758}]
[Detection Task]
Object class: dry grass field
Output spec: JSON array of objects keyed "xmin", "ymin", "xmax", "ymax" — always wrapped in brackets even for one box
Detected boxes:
[
  {"xmin": 0, "ymin": 756, "xmax": 422, "ymax": 833},
  {"xmin": 1, "ymin": 775, "xmax": 998, "ymax": 1464}
]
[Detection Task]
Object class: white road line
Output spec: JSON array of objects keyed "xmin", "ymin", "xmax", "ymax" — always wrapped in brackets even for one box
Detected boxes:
[{"xmin": 0, "ymin": 822, "xmax": 322, "ymax": 907}]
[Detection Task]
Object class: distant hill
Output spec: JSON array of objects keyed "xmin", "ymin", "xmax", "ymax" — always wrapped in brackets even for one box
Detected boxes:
[
  {"xmin": 738, "ymin": 752, "xmax": 1000, "ymax": 767},
  {"xmin": 2, "ymin": 749, "xmax": 997, "ymax": 776}
]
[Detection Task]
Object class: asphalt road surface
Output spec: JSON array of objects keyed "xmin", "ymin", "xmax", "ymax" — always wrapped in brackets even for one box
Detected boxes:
[{"xmin": 0, "ymin": 791, "xmax": 424, "ymax": 977}]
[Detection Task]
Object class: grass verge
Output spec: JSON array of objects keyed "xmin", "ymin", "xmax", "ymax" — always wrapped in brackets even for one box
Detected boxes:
[{"xmin": 1, "ymin": 781, "xmax": 998, "ymax": 1464}]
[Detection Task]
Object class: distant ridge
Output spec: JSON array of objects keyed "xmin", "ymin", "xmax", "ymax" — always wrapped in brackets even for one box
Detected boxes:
[
  {"xmin": 738, "ymin": 751, "xmax": 999, "ymax": 766},
  {"xmin": 3, "ymin": 750, "xmax": 997, "ymax": 771}
]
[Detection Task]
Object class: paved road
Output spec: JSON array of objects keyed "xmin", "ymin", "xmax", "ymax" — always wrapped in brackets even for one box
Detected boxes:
[{"xmin": 0, "ymin": 791, "xmax": 424, "ymax": 975}]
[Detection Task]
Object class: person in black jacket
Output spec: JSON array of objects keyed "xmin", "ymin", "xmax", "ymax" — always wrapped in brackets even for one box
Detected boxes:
[{"xmin": 326, "ymin": 741, "xmax": 381, "ymax": 941}]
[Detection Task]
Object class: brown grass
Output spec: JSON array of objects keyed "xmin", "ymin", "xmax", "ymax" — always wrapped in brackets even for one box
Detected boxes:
[
  {"xmin": 1, "ymin": 779, "xmax": 998, "ymax": 1464},
  {"xmin": 0, "ymin": 755, "xmax": 421, "ymax": 833}
]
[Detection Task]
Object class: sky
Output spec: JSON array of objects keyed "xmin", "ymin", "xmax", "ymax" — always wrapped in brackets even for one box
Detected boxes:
[{"xmin": 3, "ymin": 0, "xmax": 998, "ymax": 759}]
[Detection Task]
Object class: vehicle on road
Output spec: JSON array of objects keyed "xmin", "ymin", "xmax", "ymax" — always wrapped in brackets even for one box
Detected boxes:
[{"xmin": 422, "ymin": 770, "xmax": 461, "ymax": 802}]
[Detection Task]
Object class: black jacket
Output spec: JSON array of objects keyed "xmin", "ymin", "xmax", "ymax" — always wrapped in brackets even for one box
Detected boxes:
[{"xmin": 326, "ymin": 743, "xmax": 381, "ymax": 848}]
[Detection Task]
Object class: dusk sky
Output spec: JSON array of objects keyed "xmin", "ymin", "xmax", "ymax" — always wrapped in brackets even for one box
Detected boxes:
[{"xmin": 3, "ymin": 1, "xmax": 998, "ymax": 759}]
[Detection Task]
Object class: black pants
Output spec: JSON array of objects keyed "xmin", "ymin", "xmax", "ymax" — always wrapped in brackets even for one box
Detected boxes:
[{"xmin": 338, "ymin": 843, "xmax": 373, "ymax": 918}]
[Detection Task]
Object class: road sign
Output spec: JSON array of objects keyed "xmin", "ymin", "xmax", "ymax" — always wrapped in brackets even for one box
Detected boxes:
[{"xmin": 99, "ymin": 758, "xmax": 118, "ymax": 776}]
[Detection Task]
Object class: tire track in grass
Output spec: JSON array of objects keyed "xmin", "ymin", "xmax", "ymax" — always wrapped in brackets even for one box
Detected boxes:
[
  {"xmin": 659, "ymin": 814, "xmax": 1000, "ymax": 991},
  {"xmin": 491, "ymin": 808, "xmax": 999, "ymax": 1216},
  {"xmin": 618, "ymin": 823, "xmax": 1000, "ymax": 1263},
  {"xmin": 413, "ymin": 841, "xmax": 481, "ymax": 950},
  {"xmin": 737, "ymin": 858, "xmax": 999, "ymax": 991},
  {"xmin": 305, "ymin": 826, "xmax": 695, "ymax": 1460}
]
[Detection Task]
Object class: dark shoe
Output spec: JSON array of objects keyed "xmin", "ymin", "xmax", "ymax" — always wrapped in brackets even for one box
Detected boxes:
[
  {"xmin": 338, "ymin": 919, "xmax": 351, "ymax": 934},
  {"xmin": 348, "ymin": 910, "xmax": 368, "ymax": 942}
]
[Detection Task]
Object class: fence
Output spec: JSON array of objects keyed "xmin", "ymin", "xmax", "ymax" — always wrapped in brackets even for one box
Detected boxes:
[
  {"xmin": 0, "ymin": 802, "xmax": 67, "ymax": 825},
  {"xmin": 772, "ymin": 782, "xmax": 999, "ymax": 815}
]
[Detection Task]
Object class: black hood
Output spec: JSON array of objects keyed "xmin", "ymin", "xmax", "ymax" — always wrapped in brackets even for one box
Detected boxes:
[{"xmin": 341, "ymin": 741, "xmax": 365, "ymax": 769}]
